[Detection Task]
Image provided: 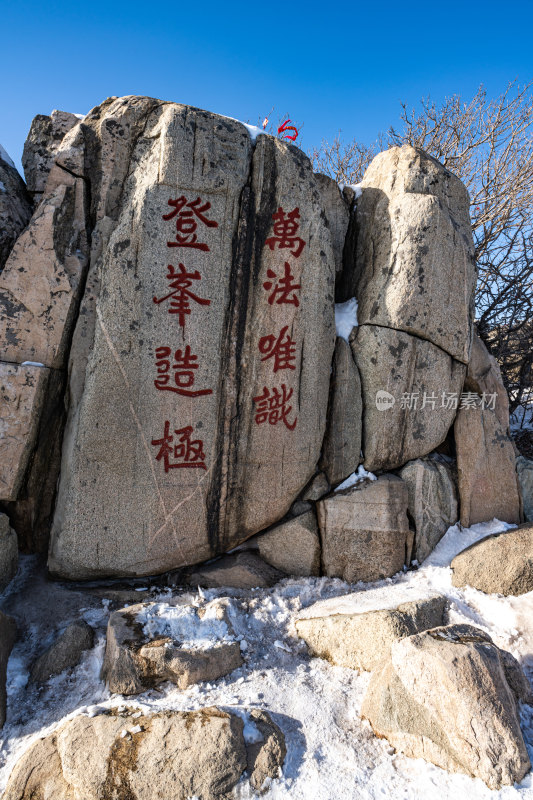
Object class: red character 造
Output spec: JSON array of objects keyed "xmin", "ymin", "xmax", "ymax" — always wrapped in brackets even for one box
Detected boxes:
[
  {"xmin": 151, "ymin": 422, "xmax": 207, "ymax": 471},
  {"xmin": 265, "ymin": 207, "xmax": 305, "ymax": 257},
  {"xmin": 262, "ymin": 262, "xmax": 301, "ymax": 307},
  {"xmin": 258, "ymin": 326, "xmax": 296, "ymax": 372},
  {"xmin": 154, "ymin": 346, "xmax": 213, "ymax": 398},
  {"xmin": 153, "ymin": 264, "xmax": 210, "ymax": 329},
  {"xmin": 163, "ymin": 196, "xmax": 218, "ymax": 252},
  {"xmin": 253, "ymin": 384, "xmax": 297, "ymax": 430}
]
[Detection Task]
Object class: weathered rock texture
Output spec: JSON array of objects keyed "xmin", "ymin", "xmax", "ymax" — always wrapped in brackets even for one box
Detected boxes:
[
  {"xmin": 30, "ymin": 620, "xmax": 94, "ymax": 684},
  {"xmin": 352, "ymin": 325, "xmax": 466, "ymax": 472},
  {"xmin": 1, "ymin": 706, "xmax": 284, "ymax": 799},
  {"xmin": 246, "ymin": 708, "xmax": 287, "ymax": 791},
  {"xmin": 36, "ymin": 96, "xmax": 337, "ymax": 579},
  {"xmin": 22, "ymin": 110, "xmax": 80, "ymax": 203},
  {"xmin": 253, "ymin": 510, "xmax": 321, "ymax": 576},
  {"xmin": 517, "ymin": 456, "xmax": 533, "ymax": 522},
  {"xmin": 313, "ymin": 172, "xmax": 350, "ymax": 281},
  {"xmin": 451, "ymin": 523, "xmax": 533, "ymax": 595},
  {"xmin": 0, "ymin": 147, "xmax": 32, "ymax": 272},
  {"xmin": 103, "ymin": 602, "xmax": 242, "ymax": 694},
  {"xmin": 0, "ymin": 513, "xmax": 18, "ymax": 592},
  {"xmin": 399, "ymin": 457, "xmax": 458, "ymax": 563},
  {"xmin": 361, "ymin": 624, "xmax": 531, "ymax": 790},
  {"xmin": 0, "ymin": 611, "xmax": 16, "ymax": 728},
  {"xmin": 321, "ymin": 337, "xmax": 362, "ymax": 484},
  {"xmin": 318, "ymin": 474, "xmax": 410, "ymax": 582},
  {"xmin": 465, "ymin": 332, "xmax": 509, "ymax": 431},
  {"xmin": 455, "ymin": 406, "xmax": 521, "ymax": 527},
  {"xmin": 296, "ymin": 591, "xmax": 446, "ymax": 671},
  {"xmin": 301, "ymin": 471, "xmax": 330, "ymax": 502},
  {"xmin": 187, "ymin": 550, "xmax": 284, "ymax": 589}
]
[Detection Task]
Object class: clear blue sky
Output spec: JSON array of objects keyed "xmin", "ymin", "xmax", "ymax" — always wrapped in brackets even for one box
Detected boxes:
[{"xmin": 2, "ymin": 0, "xmax": 532, "ymax": 175}]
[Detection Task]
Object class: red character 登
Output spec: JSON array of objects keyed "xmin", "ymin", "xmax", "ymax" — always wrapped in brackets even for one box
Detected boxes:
[{"xmin": 163, "ymin": 196, "xmax": 218, "ymax": 252}]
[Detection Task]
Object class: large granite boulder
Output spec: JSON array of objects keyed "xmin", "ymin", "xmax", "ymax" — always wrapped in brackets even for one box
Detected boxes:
[
  {"xmin": 465, "ymin": 332, "xmax": 509, "ymax": 431},
  {"xmin": 318, "ymin": 474, "xmax": 409, "ymax": 582},
  {"xmin": 22, "ymin": 110, "xmax": 80, "ymax": 204},
  {"xmin": 2, "ymin": 706, "xmax": 285, "ymax": 799},
  {"xmin": 0, "ymin": 610, "xmax": 16, "ymax": 728},
  {"xmin": 454, "ymin": 405, "xmax": 521, "ymax": 527},
  {"xmin": 34, "ymin": 97, "xmax": 337, "ymax": 579},
  {"xmin": 30, "ymin": 620, "xmax": 94, "ymax": 684},
  {"xmin": 187, "ymin": 550, "xmax": 284, "ymax": 589},
  {"xmin": 296, "ymin": 587, "xmax": 446, "ymax": 671},
  {"xmin": 354, "ymin": 145, "xmax": 476, "ymax": 363},
  {"xmin": 0, "ymin": 145, "xmax": 32, "ymax": 272},
  {"xmin": 352, "ymin": 324, "xmax": 466, "ymax": 472},
  {"xmin": 253, "ymin": 510, "xmax": 321, "ymax": 576},
  {"xmin": 517, "ymin": 455, "xmax": 533, "ymax": 522},
  {"xmin": 451, "ymin": 523, "xmax": 533, "ymax": 595},
  {"xmin": 398, "ymin": 457, "xmax": 458, "ymax": 563},
  {"xmin": 0, "ymin": 513, "xmax": 18, "ymax": 592},
  {"xmin": 361, "ymin": 624, "xmax": 531, "ymax": 789}
]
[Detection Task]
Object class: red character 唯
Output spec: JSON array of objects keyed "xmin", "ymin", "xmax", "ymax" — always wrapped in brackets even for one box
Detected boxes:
[
  {"xmin": 258, "ymin": 325, "xmax": 297, "ymax": 372},
  {"xmin": 153, "ymin": 263, "xmax": 210, "ymax": 329},
  {"xmin": 154, "ymin": 346, "xmax": 213, "ymax": 398},
  {"xmin": 163, "ymin": 196, "xmax": 218, "ymax": 252},
  {"xmin": 265, "ymin": 207, "xmax": 305, "ymax": 258},
  {"xmin": 151, "ymin": 422, "xmax": 207, "ymax": 471},
  {"xmin": 262, "ymin": 262, "xmax": 301, "ymax": 307},
  {"xmin": 253, "ymin": 384, "xmax": 297, "ymax": 430}
]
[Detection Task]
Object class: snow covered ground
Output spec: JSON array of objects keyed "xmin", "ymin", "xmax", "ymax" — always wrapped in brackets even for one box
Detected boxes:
[{"xmin": 1, "ymin": 519, "xmax": 533, "ymax": 799}]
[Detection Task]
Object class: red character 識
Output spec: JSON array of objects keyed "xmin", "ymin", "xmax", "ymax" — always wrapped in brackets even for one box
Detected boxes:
[
  {"xmin": 262, "ymin": 262, "xmax": 301, "ymax": 307},
  {"xmin": 253, "ymin": 384, "xmax": 297, "ymax": 430},
  {"xmin": 151, "ymin": 422, "xmax": 207, "ymax": 471},
  {"xmin": 265, "ymin": 207, "xmax": 305, "ymax": 258},
  {"xmin": 153, "ymin": 264, "xmax": 210, "ymax": 328},
  {"xmin": 163, "ymin": 196, "xmax": 218, "ymax": 252},
  {"xmin": 154, "ymin": 346, "xmax": 213, "ymax": 398},
  {"xmin": 258, "ymin": 325, "xmax": 297, "ymax": 372}
]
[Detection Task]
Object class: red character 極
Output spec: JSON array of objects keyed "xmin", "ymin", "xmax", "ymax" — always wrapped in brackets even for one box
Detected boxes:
[
  {"xmin": 265, "ymin": 207, "xmax": 305, "ymax": 257},
  {"xmin": 163, "ymin": 196, "xmax": 218, "ymax": 252},
  {"xmin": 154, "ymin": 346, "xmax": 212, "ymax": 398},
  {"xmin": 262, "ymin": 263, "xmax": 301, "ymax": 307},
  {"xmin": 153, "ymin": 264, "xmax": 210, "ymax": 329},
  {"xmin": 258, "ymin": 326, "xmax": 296, "ymax": 372},
  {"xmin": 253, "ymin": 384, "xmax": 297, "ymax": 430},
  {"xmin": 151, "ymin": 422, "xmax": 207, "ymax": 471}
]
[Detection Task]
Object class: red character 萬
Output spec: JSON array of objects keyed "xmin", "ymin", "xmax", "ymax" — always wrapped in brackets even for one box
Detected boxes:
[{"xmin": 265, "ymin": 207, "xmax": 305, "ymax": 257}]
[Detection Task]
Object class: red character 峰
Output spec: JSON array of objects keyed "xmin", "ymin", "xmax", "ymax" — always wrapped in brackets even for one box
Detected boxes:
[
  {"xmin": 153, "ymin": 264, "xmax": 210, "ymax": 328},
  {"xmin": 265, "ymin": 207, "xmax": 305, "ymax": 257},
  {"xmin": 262, "ymin": 262, "xmax": 301, "ymax": 307},
  {"xmin": 151, "ymin": 422, "xmax": 207, "ymax": 471},
  {"xmin": 258, "ymin": 325, "xmax": 296, "ymax": 372},
  {"xmin": 164, "ymin": 196, "xmax": 218, "ymax": 252},
  {"xmin": 154, "ymin": 346, "xmax": 213, "ymax": 397},
  {"xmin": 253, "ymin": 384, "xmax": 297, "ymax": 430}
]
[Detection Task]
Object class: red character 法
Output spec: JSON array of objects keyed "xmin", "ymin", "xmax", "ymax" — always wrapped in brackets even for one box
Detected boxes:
[{"xmin": 262, "ymin": 262, "xmax": 301, "ymax": 307}]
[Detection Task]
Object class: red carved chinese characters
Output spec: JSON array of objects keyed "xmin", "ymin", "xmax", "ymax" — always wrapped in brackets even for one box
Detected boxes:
[
  {"xmin": 262, "ymin": 263, "xmax": 301, "ymax": 307},
  {"xmin": 258, "ymin": 326, "xmax": 296, "ymax": 372},
  {"xmin": 253, "ymin": 385, "xmax": 297, "ymax": 430},
  {"xmin": 163, "ymin": 196, "xmax": 218, "ymax": 252},
  {"xmin": 153, "ymin": 264, "xmax": 211, "ymax": 328},
  {"xmin": 154, "ymin": 346, "xmax": 213, "ymax": 398},
  {"xmin": 265, "ymin": 207, "xmax": 305, "ymax": 257},
  {"xmin": 151, "ymin": 422, "xmax": 207, "ymax": 471}
]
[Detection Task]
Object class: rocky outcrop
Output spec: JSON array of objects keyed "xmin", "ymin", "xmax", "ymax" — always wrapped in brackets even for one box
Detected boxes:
[
  {"xmin": 321, "ymin": 338, "xmax": 362, "ymax": 484},
  {"xmin": 0, "ymin": 610, "xmax": 16, "ymax": 728},
  {"xmin": 30, "ymin": 621, "xmax": 94, "ymax": 684},
  {"xmin": 454, "ymin": 405, "xmax": 521, "ymax": 527},
  {"xmin": 187, "ymin": 551, "xmax": 284, "ymax": 589},
  {"xmin": 398, "ymin": 457, "xmax": 457, "ymax": 563},
  {"xmin": 0, "ymin": 513, "xmax": 18, "ymax": 592},
  {"xmin": 296, "ymin": 589, "xmax": 446, "ymax": 671},
  {"xmin": 313, "ymin": 172, "xmax": 350, "ymax": 281},
  {"xmin": 103, "ymin": 600, "xmax": 242, "ymax": 694},
  {"xmin": 451, "ymin": 523, "xmax": 533, "ymax": 595},
  {"xmin": 517, "ymin": 456, "xmax": 533, "ymax": 522},
  {"xmin": 318, "ymin": 474, "xmax": 409, "ymax": 582},
  {"xmin": 253, "ymin": 510, "xmax": 321, "ymax": 576},
  {"xmin": 301, "ymin": 471, "xmax": 330, "ymax": 502},
  {"xmin": 361, "ymin": 624, "xmax": 531, "ymax": 790},
  {"xmin": 22, "ymin": 110, "xmax": 80, "ymax": 204},
  {"xmin": 2, "ymin": 706, "xmax": 285, "ymax": 799},
  {"xmin": 0, "ymin": 146, "xmax": 32, "ymax": 272},
  {"xmin": 465, "ymin": 332, "xmax": 509, "ymax": 431}
]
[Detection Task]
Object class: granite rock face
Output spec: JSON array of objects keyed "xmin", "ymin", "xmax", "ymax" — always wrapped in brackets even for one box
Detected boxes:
[
  {"xmin": 318, "ymin": 474, "xmax": 410, "ymax": 582},
  {"xmin": 454, "ymin": 405, "xmax": 521, "ymax": 527},
  {"xmin": 30, "ymin": 621, "xmax": 94, "ymax": 684},
  {"xmin": 362, "ymin": 624, "xmax": 531, "ymax": 790},
  {"xmin": 0, "ymin": 611, "xmax": 16, "ymax": 728},
  {"xmin": 0, "ymin": 146, "xmax": 32, "ymax": 272},
  {"xmin": 42, "ymin": 97, "xmax": 336, "ymax": 579},
  {"xmin": 254, "ymin": 510, "xmax": 321, "ymax": 576},
  {"xmin": 0, "ymin": 513, "xmax": 18, "ymax": 592},
  {"xmin": 465, "ymin": 332, "xmax": 510, "ymax": 431},
  {"xmin": 22, "ymin": 110, "xmax": 80, "ymax": 203}
]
